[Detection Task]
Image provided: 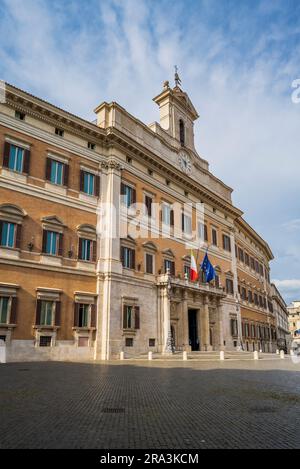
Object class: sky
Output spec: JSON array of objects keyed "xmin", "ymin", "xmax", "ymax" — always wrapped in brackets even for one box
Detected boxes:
[{"xmin": 0, "ymin": 0, "xmax": 299, "ymax": 304}]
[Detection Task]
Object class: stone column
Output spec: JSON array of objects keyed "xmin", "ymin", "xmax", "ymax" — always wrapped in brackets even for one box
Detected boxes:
[
  {"xmin": 200, "ymin": 295, "xmax": 210, "ymax": 351},
  {"xmin": 181, "ymin": 290, "xmax": 189, "ymax": 351},
  {"xmin": 94, "ymin": 159, "xmax": 123, "ymax": 361}
]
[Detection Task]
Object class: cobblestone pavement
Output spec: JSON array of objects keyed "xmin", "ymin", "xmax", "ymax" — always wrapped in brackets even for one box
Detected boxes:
[{"xmin": 0, "ymin": 359, "xmax": 300, "ymax": 449}]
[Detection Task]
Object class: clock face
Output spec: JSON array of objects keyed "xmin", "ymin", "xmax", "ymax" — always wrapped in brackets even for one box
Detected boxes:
[{"xmin": 178, "ymin": 151, "xmax": 192, "ymax": 174}]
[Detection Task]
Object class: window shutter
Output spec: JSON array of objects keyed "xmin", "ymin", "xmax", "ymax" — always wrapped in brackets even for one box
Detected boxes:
[
  {"xmin": 73, "ymin": 303, "xmax": 79, "ymax": 327},
  {"xmin": 230, "ymin": 319, "xmax": 234, "ymax": 336},
  {"xmin": 45, "ymin": 158, "xmax": 52, "ymax": 181},
  {"xmin": 42, "ymin": 230, "xmax": 47, "ymax": 253},
  {"xmin": 0, "ymin": 221, "xmax": 2, "ymax": 244},
  {"xmin": 78, "ymin": 238, "xmax": 83, "ymax": 260},
  {"xmin": 63, "ymin": 164, "xmax": 69, "ymax": 186},
  {"xmin": 58, "ymin": 233, "xmax": 63, "ymax": 256},
  {"xmin": 10, "ymin": 297, "xmax": 18, "ymax": 324},
  {"xmin": 181, "ymin": 213, "xmax": 185, "ymax": 231},
  {"xmin": 120, "ymin": 246, "xmax": 125, "ymax": 266},
  {"xmin": 242, "ymin": 322, "xmax": 245, "ymax": 337},
  {"xmin": 171, "ymin": 261, "xmax": 175, "ymax": 276},
  {"xmin": 92, "ymin": 241, "xmax": 97, "ymax": 262},
  {"xmin": 55, "ymin": 301, "xmax": 61, "ymax": 326},
  {"xmin": 15, "ymin": 224, "xmax": 22, "ymax": 249},
  {"xmin": 131, "ymin": 249, "xmax": 136, "ymax": 270},
  {"xmin": 95, "ymin": 175, "xmax": 100, "ymax": 197},
  {"xmin": 3, "ymin": 142, "xmax": 10, "ymax": 168},
  {"xmin": 36, "ymin": 300, "xmax": 42, "ymax": 325},
  {"xmin": 79, "ymin": 170, "xmax": 84, "ymax": 192},
  {"xmin": 170, "ymin": 209, "xmax": 174, "ymax": 226},
  {"xmin": 23, "ymin": 149, "xmax": 30, "ymax": 174},
  {"xmin": 135, "ymin": 306, "xmax": 140, "ymax": 329},
  {"xmin": 132, "ymin": 188, "xmax": 136, "ymax": 205},
  {"xmin": 90, "ymin": 304, "xmax": 96, "ymax": 328},
  {"xmin": 123, "ymin": 305, "xmax": 127, "ymax": 329},
  {"xmin": 204, "ymin": 225, "xmax": 208, "ymax": 241}
]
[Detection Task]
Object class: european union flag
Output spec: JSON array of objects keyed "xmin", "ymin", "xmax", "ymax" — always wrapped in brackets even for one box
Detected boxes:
[{"xmin": 201, "ymin": 252, "xmax": 216, "ymax": 283}]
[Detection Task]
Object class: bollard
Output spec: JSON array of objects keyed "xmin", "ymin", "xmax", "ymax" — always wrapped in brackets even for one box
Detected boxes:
[
  {"xmin": 220, "ymin": 351, "xmax": 225, "ymax": 361},
  {"xmin": 120, "ymin": 351, "xmax": 124, "ymax": 360},
  {"xmin": 148, "ymin": 351, "xmax": 153, "ymax": 361},
  {"xmin": 253, "ymin": 351, "xmax": 259, "ymax": 360},
  {"xmin": 290, "ymin": 349, "xmax": 294, "ymax": 357},
  {"xmin": 183, "ymin": 351, "xmax": 188, "ymax": 361},
  {"xmin": 280, "ymin": 350, "xmax": 285, "ymax": 359},
  {"xmin": 276, "ymin": 349, "xmax": 279, "ymax": 355}
]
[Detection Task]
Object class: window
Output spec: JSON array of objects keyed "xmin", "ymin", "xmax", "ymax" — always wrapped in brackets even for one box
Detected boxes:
[
  {"xmin": 145, "ymin": 253, "xmax": 154, "ymax": 274},
  {"xmin": 0, "ymin": 222, "xmax": 16, "ymax": 248},
  {"xmin": 126, "ymin": 156, "xmax": 132, "ymax": 164},
  {"xmin": 250, "ymin": 257, "xmax": 255, "ymax": 270},
  {"xmin": 241, "ymin": 287, "xmax": 247, "ymax": 300},
  {"xmin": 55, "ymin": 128, "xmax": 64, "ymax": 137},
  {"xmin": 40, "ymin": 301, "xmax": 54, "ymax": 326},
  {"xmin": 15, "ymin": 111, "xmax": 25, "ymax": 121},
  {"xmin": 198, "ymin": 222, "xmax": 208, "ymax": 242},
  {"xmin": 50, "ymin": 160, "xmax": 64, "ymax": 185},
  {"xmin": 123, "ymin": 305, "xmax": 140, "ymax": 330},
  {"xmin": 161, "ymin": 203, "xmax": 173, "ymax": 226},
  {"xmin": 215, "ymin": 274, "xmax": 220, "ymax": 288},
  {"xmin": 149, "ymin": 338, "xmax": 155, "ymax": 347},
  {"xmin": 184, "ymin": 264, "xmax": 191, "ymax": 279},
  {"xmin": 230, "ymin": 319, "xmax": 238, "ymax": 337},
  {"xmin": 226, "ymin": 278, "xmax": 234, "ymax": 294},
  {"xmin": 212, "ymin": 228, "xmax": 218, "ymax": 246},
  {"xmin": 222, "ymin": 234, "xmax": 231, "ymax": 252},
  {"xmin": 182, "ymin": 213, "xmax": 192, "ymax": 234},
  {"xmin": 79, "ymin": 238, "xmax": 96, "ymax": 262},
  {"xmin": 78, "ymin": 304, "xmax": 89, "ymax": 327},
  {"xmin": 238, "ymin": 247, "xmax": 244, "ymax": 263},
  {"xmin": 125, "ymin": 338, "xmax": 133, "ymax": 347},
  {"xmin": 8, "ymin": 144, "xmax": 24, "ymax": 172},
  {"xmin": 87, "ymin": 142, "xmax": 95, "ymax": 150},
  {"xmin": 39, "ymin": 336, "xmax": 52, "ymax": 347},
  {"xmin": 145, "ymin": 195, "xmax": 153, "ymax": 217},
  {"xmin": 179, "ymin": 119, "xmax": 185, "ymax": 146},
  {"xmin": 83, "ymin": 172, "xmax": 95, "ymax": 196},
  {"xmin": 148, "ymin": 169, "xmax": 153, "ymax": 176},
  {"xmin": 121, "ymin": 246, "xmax": 135, "ymax": 269},
  {"xmin": 248, "ymin": 291, "xmax": 253, "ymax": 303},
  {"xmin": 44, "ymin": 231, "xmax": 59, "ymax": 256},
  {"xmin": 121, "ymin": 183, "xmax": 136, "ymax": 208},
  {"xmin": 164, "ymin": 259, "xmax": 175, "ymax": 276},
  {"xmin": 245, "ymin": 253, "xmax": 250, "ymax": 266},
  {"xmin": 254, "ymin": 293, "xmax": 259, "ymax": 306},
  {"xmin": 0, "ymin": 297, "xmax": 9, "ymax": 324}
]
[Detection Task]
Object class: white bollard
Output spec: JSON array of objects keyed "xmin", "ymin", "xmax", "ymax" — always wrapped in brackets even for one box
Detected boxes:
[
  {"xmin": 148, "ymin": 351, "xmax": 153, "ymax": 360},
  {"xmin": 220, "ymin": 351, "xmax": 225, "ymax": 361},
  {"xmin": 276, "ymin": 349, "xmax": 279, "ymax": 355},
  {"xmin": 253, "ymin": 351, "xmax": 259, "ymax": 360},
  {"xmin": 183, "ymin": 351, "xmax": 188, "ymax": 361},
  {"xmin": 120, "ymin": 351, "xmax": 124, "ymax": 360},
  {"xmin": 280, "ymin": 350, "xmax": 285, "ymax": 359},
  {"xmin": 290, "ymin": 349, "xmax": 294, "ymax": 357}
]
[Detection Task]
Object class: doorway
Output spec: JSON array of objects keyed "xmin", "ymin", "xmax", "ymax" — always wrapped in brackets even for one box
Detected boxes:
[{"xmin": 188, "ymin": 309, "xmax": 199, "ymax": 351}]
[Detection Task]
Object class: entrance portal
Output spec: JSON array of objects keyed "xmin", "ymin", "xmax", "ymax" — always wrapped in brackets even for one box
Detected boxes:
[{"xmin": 188, "ymin": 309, "xmax": 199, "ymax": 351}]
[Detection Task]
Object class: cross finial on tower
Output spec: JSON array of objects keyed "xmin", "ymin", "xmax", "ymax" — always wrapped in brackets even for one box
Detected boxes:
[{"xmin": 174, "ymin": 65, "xmax": 182, "ymax": 88}]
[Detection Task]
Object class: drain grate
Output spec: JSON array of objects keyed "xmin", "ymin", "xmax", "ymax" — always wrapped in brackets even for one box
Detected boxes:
[{"xmin": 101, "ymin": 408, "xmax": 125, "ymax": 414}]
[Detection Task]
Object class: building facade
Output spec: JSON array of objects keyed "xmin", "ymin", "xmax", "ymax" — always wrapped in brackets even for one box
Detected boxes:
[
  {"xmin": 0, "ymin": 80, "xmax": 278, "ymax": 362},
  {"xmin": 271, "ymin": 283, "xmax": 290, "ymax": 351},
  {"xmin": 287, "ymin": 301, "xmax": 300, "ymax": 342}
]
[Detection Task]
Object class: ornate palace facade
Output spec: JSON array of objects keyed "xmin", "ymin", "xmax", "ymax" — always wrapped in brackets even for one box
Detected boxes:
[{"xmin": 0, "ymin": 80, "xmax": 278, "ymax": 361}]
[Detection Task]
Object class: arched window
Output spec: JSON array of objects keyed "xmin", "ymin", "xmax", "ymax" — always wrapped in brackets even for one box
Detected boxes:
[{"xmin": 179, "ymin": 119, "xmax": 185, "ymax": 146}]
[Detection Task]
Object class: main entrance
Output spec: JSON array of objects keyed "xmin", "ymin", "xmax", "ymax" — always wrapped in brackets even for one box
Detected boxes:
[{"xmin": 188, "ymin": 309, "xmax": 199, "ymax": 351}]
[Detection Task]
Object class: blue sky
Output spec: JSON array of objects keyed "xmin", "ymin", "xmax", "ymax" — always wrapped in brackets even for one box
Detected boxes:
[{"xmin": 0, "ymin": 0, "xmax": 300, "ymax": 303}]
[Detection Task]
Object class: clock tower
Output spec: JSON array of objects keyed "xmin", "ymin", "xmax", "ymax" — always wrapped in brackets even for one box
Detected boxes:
[{"xmin": 152, "ymin": 71, "xmax": 199, "ymax": 152}]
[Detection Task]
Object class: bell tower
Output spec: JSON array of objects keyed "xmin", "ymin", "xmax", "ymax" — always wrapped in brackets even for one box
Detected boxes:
[{"xmin": 153, "ymin": 68, "xmax": 199, "ymax": 151}]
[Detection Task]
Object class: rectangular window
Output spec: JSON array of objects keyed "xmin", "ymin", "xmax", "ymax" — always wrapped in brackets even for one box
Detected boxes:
[
  {"xmin": 231, "ymin": 319, "xmax": 238, "ymax": 337},
  {"xmin": 80, "ymin": 238, "xmax": 92, "ymax": 261},
  {"xmin": 164, "ymin": 259, "xmax": 175, "ymax": 276},
  {"xmin": 50, "ymin": 160, "xmax": 64, "ymax": 185},
  {"xmin": 223, "ymin": 234, "xmax": 231, "ymax": 252},
  {"xmin": 40, "ymin": 301, "xmax": 53, "ymax": 326},
  {"xmin": 184, "ymin": 264, "xmax": 191, "ymax": 279},
  {"xmin": 145, "ymin": 253, "xmax": 154, "ymax": 274},
  {"xmin": 121, "ymin": 247, "xmax": 135, "ymax": 269},
  {"xmin": 149, "ymin": 338, "xmax": 155, "ymax": 347},
  {"xmin": 121, "ymin": 183, "xmax": 136, "ymax": 208},
  {"xmin": 245, "ymin": 253, "xmax": 250, "ymax": 266},
  {"xmin": 83, "ymin": 172, "xmax": 95, "ymax": 196},
  {"xmin": 145, "ymin": 195, "xmax": 153, "ymax": 217},
  {"xmin": 248, "ymin": 291, "xmax": 253, "ymax": 303},
  {"xmin": 241, "ymin": 287, "xmax": 247, "ymax": 300},
  {"xmin": 0, "ymin": 297, "xmax": 9, "ymax": 324},
  {"xmin": 78, "ymin": 304, "xmax": 89, "ymax": 327},
  {"xmin": 123, "ymin": 305, "xmax": 133, "ymax": 329},
  {"xmin": 1, "ymin": 222, "xmax": 15, "ymax": 248},
  {"xmin": 39, "ymin": 336, "xmax": 52, "ymax": 347},
  {"xmin": 250, "ymin": 257, "xmax": 255, "ymax": 270},
  {"xmin": 254, "ymin": 293, "xmax": 259, "ymax": 306},
  {"xmin": 161, "ymin": 203, "xmax": 172, "ymax": 225},
  {"xmin": 238, "ymin": 248, "xmax": 244, "ymax": 263},
  {"xmin": 125, "ymin": 338, "xmax": 133, "ymax": 347},
  {"xmin": 198, "ymin": 222, "xmax": 208, "ymax": 242},
  {"xmin": 45, "ymin": 231, "xmax": 58, "ymax": 256},
  {"xmin": 212, "ymin": 228, "xmax": 218, "ymax": 246},
  {"xmin": 9, "ymin": 144, "xmax": 24, "ymax": 172},
  {"xmin": 182, "ymin": 213, "xmax": 192, "ymax": 234},
  {"xmin": 226, "ymin": 278, "xmax": 234, "ymax": 294}
]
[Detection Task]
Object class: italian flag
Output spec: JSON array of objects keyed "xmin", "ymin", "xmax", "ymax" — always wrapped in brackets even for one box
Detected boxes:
[{"xmin": 190, "ymin": 250, "xmax": 198, "ymax": 281}]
